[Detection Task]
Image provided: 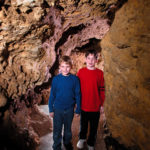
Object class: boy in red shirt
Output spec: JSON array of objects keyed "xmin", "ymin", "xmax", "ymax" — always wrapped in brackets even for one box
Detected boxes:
[{"xmin": 77, "ymin": 50, "xmax": 105, "ymax": 150}]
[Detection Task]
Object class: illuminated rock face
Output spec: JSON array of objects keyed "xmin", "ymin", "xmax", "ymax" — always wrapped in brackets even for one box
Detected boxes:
[
  {"xmin": 0, "ymin": 0, "xmax": 149, "ymax": 150},
  {"xmin": 0, "ymin": 0, "xmax": 54, "ymax": 100},
  {"xmin": 0, "ymin": 1, "xmax": 54, "ymax": 148},
  {"xmin": 0, "ymin": 0, "xmax": 115, "ymax": 149},
  {"xmin": 0, "ymin": 0, "xmax": 113, "ymax": 103},
  {"xmin": 101, "ymin": 0, "xmax": 150, "ymax": 150}
]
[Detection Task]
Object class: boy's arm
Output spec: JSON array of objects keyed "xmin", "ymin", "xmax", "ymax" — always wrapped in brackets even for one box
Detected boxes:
[
  {"xmin": 100, "ymin": 72, "xmax": 105, "ymax": 106},
  {"xmin": 74, "ymin": 77, "xmax": 81, "ymax": 114},
  {"xmin": 48, "ymin": 78, "xmax": 56, "ymax": 114}
]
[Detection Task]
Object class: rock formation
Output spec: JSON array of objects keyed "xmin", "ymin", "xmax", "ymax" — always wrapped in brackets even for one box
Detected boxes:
[
  {"xmin": 0, "ymin": 0, "xmax": 117, "ymax": 149},
  {"xmin": 102, "ymin": 0, "xmax": 150, "ymax": 150},
  {"xmin": 0, "ymin": 0, "xmax": 149, "ymax": 150}
]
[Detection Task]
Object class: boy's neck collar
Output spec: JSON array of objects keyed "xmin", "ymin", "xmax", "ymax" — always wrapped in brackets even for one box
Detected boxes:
[
  {"xmin": 61, "ymin": 73, "xmax": 71, "ymax": 76},
  {"xmin": 86, "ymin": 67, "xmax": 96, "ymax": 70}
]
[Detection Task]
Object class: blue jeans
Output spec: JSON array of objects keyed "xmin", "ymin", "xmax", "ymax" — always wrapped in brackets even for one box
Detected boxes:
[{"xmin": 53, "ymin": 108, "xmax": 74, "ymax": 150}]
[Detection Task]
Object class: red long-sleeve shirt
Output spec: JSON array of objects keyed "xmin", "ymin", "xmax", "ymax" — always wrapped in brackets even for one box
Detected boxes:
[{"xmin": 77, "ymin": 67, "xmax": 105, "ymax": 112}]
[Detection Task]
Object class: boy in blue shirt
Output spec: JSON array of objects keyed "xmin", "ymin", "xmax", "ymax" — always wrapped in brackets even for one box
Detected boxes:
[{"xmin": 48, "ymin": 56, "xmax": 81, "ymax": 150}]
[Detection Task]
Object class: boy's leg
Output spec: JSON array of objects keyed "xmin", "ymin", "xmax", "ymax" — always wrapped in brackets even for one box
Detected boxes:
[
  {"xmin": 53, "ymin": 109, "xmax": 63, "ymax": 150},
  {"xmin": 79, "ymin": 110, "xmax": 89, "ymax": 139},
  {"xmin": 63, "ymin": 108, "xmax": 74, "ymax": 145},
  {"xmin": 87, "ymin": 112, "xmax": 100, "ymax": 146}
]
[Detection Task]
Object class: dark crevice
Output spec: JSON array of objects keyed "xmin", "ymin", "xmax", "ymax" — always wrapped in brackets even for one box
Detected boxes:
[
  {"xmin": 54, "ymin": 0, "xmax": 64, "ymax": 11},
  {"xmin": 1, "ymin": 43, "xmax": 10, "ymax": 61},
  {"xmin": 104, "ymin": 136, "xmax": 138, "ymax": 150},
  {"xmin": 56, "ymin": 5, "xmax": 64, "ymax": 11},
  {"xmin": 99, "ymin": 3, "xmax": 107, "ymax": 12},
  {"xmin": 34, "ymin": 77, "xmax": 52, "ymax": 93},
  {"xmin": 34, "ymin": 55, "xmax": 60, "ymax": 94},
  {"xmin": 41, "ymin": 27, "xmax": 54, "ymax": 43},
  {"xmin": 49, "ymin": 54, "xmax": 60, "ymax": 78},
  {"xmin": 22, "ymin": 24, "xmax": 40, "ymax": 39},
  {"xmin": 42, "ymin": 0, "xmax": 50, "ymax": 8},
  {"xmin": 88, "ymin": 0, "xmax": 92, "ymax": 3},
  {"xmin": 75, "ymin": 38, "xmax": 101, "ymax": 52},
  {"xmin": 117, "ymin": 0, "xmax": 128, "ymax": 9},
  {"xmin": 74, "ymin": 0, "xmax": 80, "ymax": 7},
  {"xmin": 0, "ymin": 0, "xmax": 5, "ymax": 10},
  {"xmin": 4, "ymin": 4, "xmax": 10, "ymax": 11},
  {"xmin": 26, "ymin": 9, "xmax": 33, "ymax": 14},
  {"xmin": 117, "ymin": 44, "xmax": 130, "ymax": 49},
  {"xmin": 23, "ymin": 30, "xmax": 32, "ymax": 38},
  {"xmin": 16, "ymin": 8, "xmax": 21, "ymax": 14},
  {"xmin": 0, "ymin": 95, "xmax": 39, "ymax": 150},
  {"xmin": 0, "ymin": 121, "xmax": 37, "ymax": 150},
  {"xmin": 107, "ymin": 0, "xmax": 128, "ymax": 25},
  {"xmin": 0, "ymin": 88, "xmax": 9, "ymax": 123},
  {"xmin": 0, "ymin": 103, "xmax": 9, "ymax": 123},
  {"xmin": 103, "ymin": 121, "xmax": 143, "ymax": 150},
  {"xmin": 55, "ymin": 24, "xmax": 85, "ymax": 51},
  {"xmin": 103, "ymin": 123, "xmax": 140, "ymax": 150}
]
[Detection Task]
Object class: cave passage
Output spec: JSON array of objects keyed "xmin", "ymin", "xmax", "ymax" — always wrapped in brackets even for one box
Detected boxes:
[{"xmin": 0, "ymin": 0, "xmax": 149, "ymax": 150}]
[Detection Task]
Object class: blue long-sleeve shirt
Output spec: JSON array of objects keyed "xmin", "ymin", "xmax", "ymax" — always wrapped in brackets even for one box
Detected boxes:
[{"xmin": 48, "ymin": 73, "xmax": 81, "ymax": 114}]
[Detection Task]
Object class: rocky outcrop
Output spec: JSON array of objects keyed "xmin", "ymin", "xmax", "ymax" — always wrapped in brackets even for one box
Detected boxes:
[
  {"xmin": 0, "ymin": 0, "xmax": 120, "ymax": 149},
  {"xmin": 0, "ymin": 0, "xmax": 54, "ymax": 100},
  {"xmin": 0, "ymin": 103, "xmax": 51, "ymax": 150},
  {"xmin": 1, "ymin": 0, "xmax": 149, "ymax": 150},
  {"xmin": 101, "ymin": 0, "xmax": 150, "ymax": 150},
  {"xmin": 0, "ymin": 0, "xmax": 118, "ymax": 104}
]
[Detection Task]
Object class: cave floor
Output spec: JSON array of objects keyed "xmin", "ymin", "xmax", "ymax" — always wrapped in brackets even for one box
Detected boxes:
[{"xmin": 38, "ymin": 105, "xmax": 106, "ymax": 150}]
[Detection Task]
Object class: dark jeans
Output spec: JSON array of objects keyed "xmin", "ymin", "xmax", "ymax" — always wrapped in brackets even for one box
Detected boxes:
[
  {"xmin": 53, "ymin": 108, "xmax": 74, "ymax": 150},
  {"xmin": 79, "ymin": 110, "xmax": 100, "ymax": 146}
]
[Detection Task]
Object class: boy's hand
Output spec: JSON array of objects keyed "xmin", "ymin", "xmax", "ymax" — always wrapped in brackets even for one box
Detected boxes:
[
  {"xmin": 75, "ymin": 113, "xmax": 80, "ymax": 117},
  {"xmin": 100, "ymin": 106, "xmax": 104, "ymax": 114},
  {"xmin": 49, "ymin": 112, "xmax": 54, "ymax": 118}
]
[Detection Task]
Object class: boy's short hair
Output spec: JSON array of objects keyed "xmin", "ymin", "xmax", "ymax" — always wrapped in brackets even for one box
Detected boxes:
[
  {"xmin": 59, "ymin": 55, "xmax": 72, "ymax": 67},
  {"xmin": 85, "ymin": 49, "xmax": 98, "ymax": 59}
]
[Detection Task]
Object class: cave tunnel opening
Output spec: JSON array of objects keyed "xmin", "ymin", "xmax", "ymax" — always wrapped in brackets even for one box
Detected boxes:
[
  {"xmin": 0, "ymin": 7, "xmax": 120, "ymax": 150},
  {"xmin": 1, "ymin": 0, "xmax": 149, "ymax": 150},
  {"xmin": 35, "ymin": 20, "xmax": 118, "ymax": 150}
]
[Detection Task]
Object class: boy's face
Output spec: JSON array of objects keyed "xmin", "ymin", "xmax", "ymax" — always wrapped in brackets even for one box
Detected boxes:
[
  {"xmin": 85, "ymin": 54, "xmax": 97, "ymax": 69},
  {"xmin": 59, "ymin": 62, "xmax": 71, "ymax": 76}
]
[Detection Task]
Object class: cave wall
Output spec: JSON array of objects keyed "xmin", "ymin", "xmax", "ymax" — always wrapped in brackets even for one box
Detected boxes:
[
  {"xmin": 0, "ymin": 0, "xmax": 114, "ymax": 103},
  {"xmin": 0, "ymin": 1, "xmax": 55, "ymax": 149},
  {"xmin": 101, "ymin": 0, "xmax": 150, "ymax": 150},
  {"xmin": 0, "ymin": 0, "xmax": 118, "ymax": 149},
  {"xmin": 1, "ymin": 0, "xmax": 149, "ymax": 150},
  {"xmin": 0, "ymin": 0, "xmax": 54, "ymax": 101}
]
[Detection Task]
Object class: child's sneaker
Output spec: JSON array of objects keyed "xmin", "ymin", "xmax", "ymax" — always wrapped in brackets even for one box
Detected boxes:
[
  {"xmin": 87, "ymin": 145, "xmax": 94, "ymax": 150},
  {"xmin": 77, "ymin": 139, "xmax": 86, "ymax": 149}
]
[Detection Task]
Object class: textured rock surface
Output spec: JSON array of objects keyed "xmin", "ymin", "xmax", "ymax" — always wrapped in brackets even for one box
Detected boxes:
[
  {"xmin": 0, "ymin": 0, "xmax": 115, "ymax": 102},
  {"xmin": 1, "ymin": 0, "xmax": 149, "ymax": 150},
  {"xmin": 0, "ymin": 0, "xmax": 54, "ymax": 100},
  {"xmin": 0, "ymin": 104, "xmax": 51, "ymax": 150},
  {"xmin": 101, "ymin": 0, "xmax": 150, "ymax": 150},
  {"xmin": 0, "ymin": 0, "xmax": 119, "ymax": 149}
]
